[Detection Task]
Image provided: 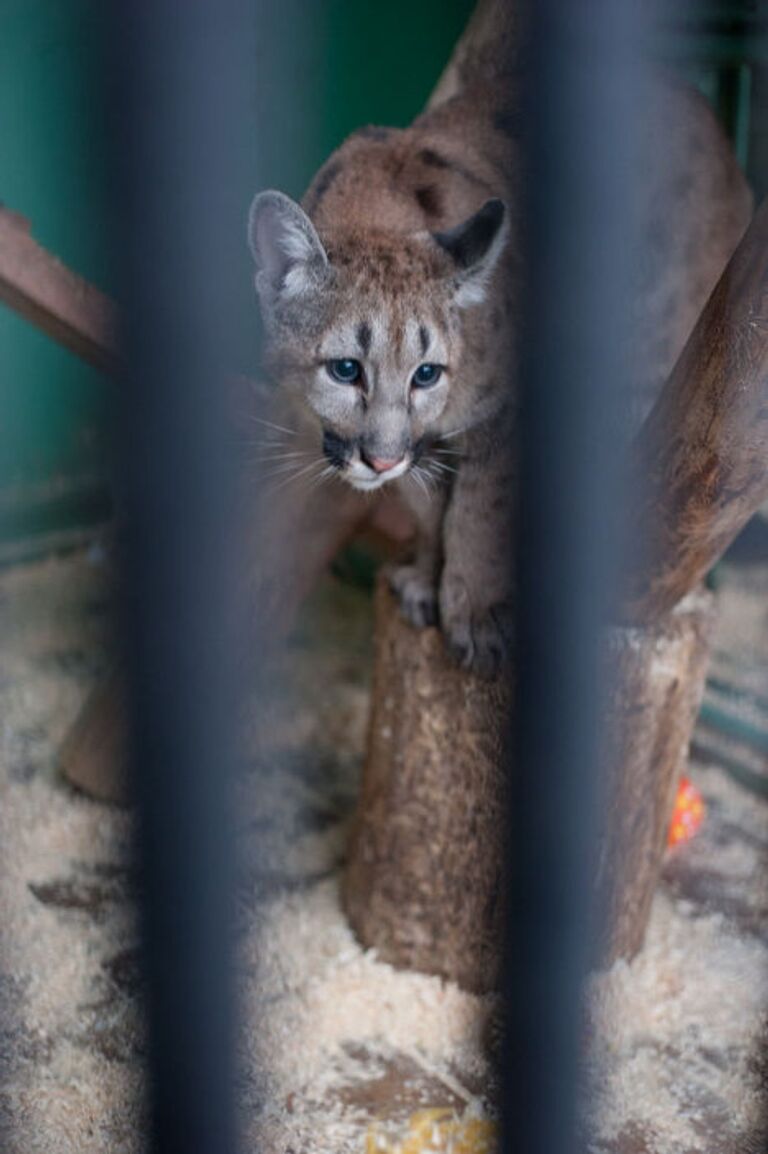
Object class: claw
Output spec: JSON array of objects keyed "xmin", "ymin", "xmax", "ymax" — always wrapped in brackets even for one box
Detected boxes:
[
  {"xmin": 387, "ymin": 564, "xmax": 439, "ymax": 631},
  {"xmin": 440, "ymin": 577, "xmax": 511, "ymax": 678}
]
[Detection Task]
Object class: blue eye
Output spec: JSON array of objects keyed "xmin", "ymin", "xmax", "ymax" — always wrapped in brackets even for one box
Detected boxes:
[
  {"xmin": 327, "ymin": 358, "xmax": 362, "ymax": 384},
  {"xmin": 412, "ymin": 363, "xmax": 443, "ymax": 388}
]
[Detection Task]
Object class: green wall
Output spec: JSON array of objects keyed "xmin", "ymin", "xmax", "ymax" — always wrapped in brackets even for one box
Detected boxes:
[
  {"xmin": 1, "ymin": 0, "xmax": 764, "ymax": 556},
  {"xmin": 0, "ymin": 0, "xmax": 472, "ymax": 555},
  {"xmin": 0, "ymin": 2, "xmax": 115, "ymax": 548}
]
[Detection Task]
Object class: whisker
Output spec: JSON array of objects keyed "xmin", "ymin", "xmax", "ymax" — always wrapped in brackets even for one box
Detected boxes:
[
  {"xmin": 409, "ymin": 468, "xmax": 432, "ymax": 501},
  {"xmin": 252, "ymin": 450, "xmax": 312, "ymax": 463},
  {"xmin": 237, "ymin": 411, "xmax": 283, "ymax": 429},
  {"xmin": 237, "ymin": 432, "xmax": 293, "ymax": 451},
  {"xmin": 262, "ymin": 458, "xmax": 317, "ymax": 479},
  {"xmin": 304, "ymin": 464, "xmax": 338, "ymax": 496},
  {"xmin": 296, "ymin": 462, "xmax": 337, "ymax": 498},
  {"xmin": 426, "ymin": 458, "xmax": 457, "ymax": 476},
  {"xmin": 243, "ymin": 414, "xmax": 298, "ymax": 437},
  {"xmin": 419, "ymin": 465, "xmax": 440, "ymax": 493},
  {"xmin": 268, "ymin": 458, "xmax": 325, "ymax": 494}
]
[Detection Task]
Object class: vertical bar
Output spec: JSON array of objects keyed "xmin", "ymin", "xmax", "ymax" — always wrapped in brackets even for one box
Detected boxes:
[
  {"xmin": 503, "ymin": 3, "xmax": 653, "ymax": 1151},
  {"xmin": 110, "ymin": 5, "xmax": 253, "ymax": 1152}
]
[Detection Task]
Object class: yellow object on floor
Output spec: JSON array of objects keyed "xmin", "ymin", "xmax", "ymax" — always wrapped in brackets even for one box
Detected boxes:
[{"xmin": 366, "ymin": 1108, "xmax": 496, "ymax": 1153}]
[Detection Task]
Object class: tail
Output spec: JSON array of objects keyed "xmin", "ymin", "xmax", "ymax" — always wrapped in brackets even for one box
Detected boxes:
[{"xmin": 428, "ymin": 0, "xmax": 520, "ymax": 110}]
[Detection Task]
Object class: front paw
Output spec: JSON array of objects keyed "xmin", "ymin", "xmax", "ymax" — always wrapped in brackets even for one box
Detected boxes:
[
  {"xmin": 440, "ymin": 575, "xmax": 511, "ymax": 678},
  {"xmin": 387, "ymin": 563, "xmax": 439, "ymax": 629}
]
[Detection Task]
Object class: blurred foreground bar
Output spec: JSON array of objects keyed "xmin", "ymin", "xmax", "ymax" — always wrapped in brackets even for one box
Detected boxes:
[
  {"xmin": 111, "ymin": 4, "xmax": 254, "ymax": 1153},
  {"xmin": 504, "ymin": 3, "xmax": 652, "ymax": 1152}
]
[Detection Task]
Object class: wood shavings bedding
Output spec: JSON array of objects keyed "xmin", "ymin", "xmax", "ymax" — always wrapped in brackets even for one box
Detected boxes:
[{"xmin": 0, "ymin": 548, "xmax": 767, "ymax": 1152}]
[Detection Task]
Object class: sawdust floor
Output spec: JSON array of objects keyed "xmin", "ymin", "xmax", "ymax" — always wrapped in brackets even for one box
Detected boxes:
[{"xmin": 0, "ymin": 541, "xmax": 767, "ymax": 1152}]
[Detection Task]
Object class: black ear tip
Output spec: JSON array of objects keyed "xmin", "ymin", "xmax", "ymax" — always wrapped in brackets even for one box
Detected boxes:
[
  {"xmin": 432, "ymin": 197, "xmax": 508, "ymax": 269},
  {"xmin": 481, "ymin": 198, "xmax": 506, "ymax": 225}
]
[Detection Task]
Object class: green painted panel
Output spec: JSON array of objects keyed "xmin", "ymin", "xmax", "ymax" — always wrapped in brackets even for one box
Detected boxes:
[
  {"xmin": 0, "ymin": 1, "xmax": 113, "ymax": 545},
  {"xmin": 0, "ymin": 0, "xmax": 472, "ymax": 551},
  {"xmin": 1, "ymin": 0, "xmax": 762, "ymax": 554}
]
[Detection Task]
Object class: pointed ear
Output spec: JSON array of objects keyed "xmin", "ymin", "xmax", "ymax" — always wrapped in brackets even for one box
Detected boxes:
[
  {"xmin": 247, "ymin": 190, "xmax": 329, "ymax": 312},
  {"xmin": 432, "ymin": 198, "xmax": 508, "ymax": 308}
]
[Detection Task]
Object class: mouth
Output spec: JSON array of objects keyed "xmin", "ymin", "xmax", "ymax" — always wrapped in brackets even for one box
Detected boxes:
[
  {"xmin": 339, "ymin": 451, "xmax": 411, "ymax": 491},
  {"xmin": 322, "ymin": 430, "xmax": 415, "ymax": 490}
]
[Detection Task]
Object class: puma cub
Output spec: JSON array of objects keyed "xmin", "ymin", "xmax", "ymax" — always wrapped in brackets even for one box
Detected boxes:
[{"xmin": 248, "ymin": 35, "xmax": 750, "ymax": 676}]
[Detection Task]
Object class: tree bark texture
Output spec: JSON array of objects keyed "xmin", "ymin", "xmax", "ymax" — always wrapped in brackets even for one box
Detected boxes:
[
  {"xmin": 344, "ymin": 581, "xmax": 715, "ymax": 991},
  {"xmin": 343, "ymin": 173, "xmax": 768, "ymax": 994},
  {"xmin": 595, "ymin": 589, "xmax": 716, "ymax": 964},
  {"xmin": 0, "ymin": 206, "xmax": 117, "ymax": 373},
  {"xmin": 623, "ymin": 198, "xmax": 768, "ymax": 621}
]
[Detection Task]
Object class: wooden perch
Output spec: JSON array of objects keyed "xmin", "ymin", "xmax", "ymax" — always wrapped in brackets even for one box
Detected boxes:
[
  {"xmin": 60, "ymin": 469, "xmax": 375, "ymax": 802},
  {"xmin": 0, "ymin": 207, "xmax": 119, "ymax": 794},
  {"xmin": 624, "ymin": 197, "xmax": 768, "ymax": 622},
  {"xmin": 0, "ymin": 207, "xmax": 406, "ymax": 801},
  {"xmin": 594, "ymin": 592, "xmax": 715, "ymax": 962},
  {"xmin": 345, "ymin": 581, "xmax": 511, "ymax": 991},
  {"xmin": 345, "ymin": 201, "xmax": 768, "ymax": 991},
  {"xmin": 344, "ymin": 583, "xmax": 714, "ymax": 990},
  {"xmin": 0, "ymin": 205, "xmax": 117, "ymax": 372},
  {"xmin": 428, "ymin": 0, "xmax": 520, "ymax": 109}
]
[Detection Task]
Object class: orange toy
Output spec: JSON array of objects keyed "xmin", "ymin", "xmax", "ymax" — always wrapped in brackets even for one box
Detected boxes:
[{"xmin": 667, "ymin": 776, "xmax": 705, "ymax": 848}]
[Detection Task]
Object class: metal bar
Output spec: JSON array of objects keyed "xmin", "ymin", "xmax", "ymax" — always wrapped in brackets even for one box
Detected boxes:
[
  {"xmin": 110, "ymin": 4, "xmax": 254, "ymax": 1152},
  {"xmin": 502, "ymin": 3, "xmax": 653, "ymax": 1151}
]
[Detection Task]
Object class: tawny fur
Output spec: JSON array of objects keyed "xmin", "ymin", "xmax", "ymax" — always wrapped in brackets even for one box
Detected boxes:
[{"xmin": 248, "ymin": 1, "xmax": 752, "ymax": 677}]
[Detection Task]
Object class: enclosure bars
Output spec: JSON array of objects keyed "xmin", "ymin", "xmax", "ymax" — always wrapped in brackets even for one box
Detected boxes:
[
  {"xmin": 502, "ymin": 3, "xmax": 654, "ymax": 1152},
  {"xmin": 109, "ymin": 2, "xmax": 659, "ymax": 1151},
  {"xmin": 110, "ymin": 5, "xmax": 255, "ymax": 1153}
]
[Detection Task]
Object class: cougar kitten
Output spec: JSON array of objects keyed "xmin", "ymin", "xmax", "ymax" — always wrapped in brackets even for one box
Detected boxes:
[{"xmin": 248, "ymin": 27, "xmax": 750, "ymax": 676}]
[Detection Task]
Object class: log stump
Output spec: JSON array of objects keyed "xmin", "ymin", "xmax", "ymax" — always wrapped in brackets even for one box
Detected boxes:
[
  {"xmin": 343, "ymin": 579, "xmax": 714, "ymax": 992},
  {"xmin": 344, "ymin": 580, "xmax": 511, "ymax": 992},
  {"xmin": 345, "ymin": 197, "xmax": 768, "ymax": 992},
  {"xmin": 595, "ymin": 588, "xmax": 715, "ymax": 964}
]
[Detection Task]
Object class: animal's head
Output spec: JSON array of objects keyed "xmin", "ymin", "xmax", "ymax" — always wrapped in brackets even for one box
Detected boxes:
[{"xmin": 247, "ymin": 190, "xmax": 508, "ymax": 491}]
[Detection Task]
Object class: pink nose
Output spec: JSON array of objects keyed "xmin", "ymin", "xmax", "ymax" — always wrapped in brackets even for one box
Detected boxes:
[{"xmin": 367, "ymin": 455, "xmax": 404, "ymax": 474}]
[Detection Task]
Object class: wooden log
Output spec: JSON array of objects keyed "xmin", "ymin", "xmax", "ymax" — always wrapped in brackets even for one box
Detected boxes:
[
  {"xmin": 0, "ymin": 203, "xmax": 412, "ymax": 801},
  {"xmin": 58, "ymin": 668, "xmax": 130, "ymax": 803},
  {"xmin": 595, "ymin": 590, "xmax": 715, "ymax": 963},
  {"xmin": 0, "ymin": 207, "xmax": 119, "ymax": 793},
  {"xmin": 344, "ymin": 206, "xmax": 768, "ymax": 989},
  {"xmin": 344, "ymin": 34, "xmax": 765, "ymax": 987},
  {"xmin": 57, "ymin": 457, "xmax": 394, "ymax": 802},
  {"xmin": 344, "ymin": 193, "xmax": 768, "ymax": 985},
  {"xmin": 0, "ymin": 206, "xmax": 117, "ymax": 372},
  {"xmin": 344, "ymin": 580, "xmax": 510, "ymax": 992},
  {"xmin": 427, "ymin": 0, "xmax": 521, "ymax": 110},
  {"xmin": 623, "ymin": 198, "xmax": 768, "ymax": 622},
  {"xmin": 343, "ymin": 580, "xmax": 714, "ymax": 991}
]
